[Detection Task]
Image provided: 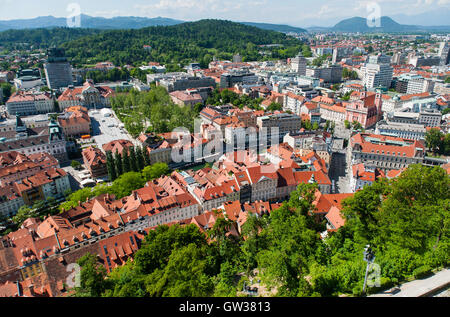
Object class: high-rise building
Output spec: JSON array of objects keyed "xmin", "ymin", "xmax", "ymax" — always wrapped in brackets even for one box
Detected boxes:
[
  {"xmin": 43, "ymin": 48, "xmax": 73, "ymax": 90},
  {"xmin": 361, "ymin": 63, "xmax": 393, "ymax": 89},
  {"xmin": 291, "ymin": 53, "xmax": 307, "ymax": 75},
  {"xmin": 439, "ymin": 42, "xmax": 450, "ymax": 66},
  {"xmin": 368, "ymin": 54, "xmax": 391, "ymax": 65},
  {"xmin": 306, "ymin": 64, "xmax": 342, "ymax": 84}
]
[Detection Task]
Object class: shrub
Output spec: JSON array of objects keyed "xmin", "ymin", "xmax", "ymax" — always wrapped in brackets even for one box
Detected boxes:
[{"xmin": 413, "ymin": 265, "xmax": 433, "ymax": 279}]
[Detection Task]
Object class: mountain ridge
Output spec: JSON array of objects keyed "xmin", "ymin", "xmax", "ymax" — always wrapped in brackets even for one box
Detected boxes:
[{"xmin": 0, "ymin": 15, "xmax": 307, "ymax": 34}]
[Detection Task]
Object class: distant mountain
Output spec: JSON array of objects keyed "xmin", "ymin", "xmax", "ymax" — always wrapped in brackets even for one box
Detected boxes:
[
  {"xmin": 329, "ymin": 16, "xmax": 450, "ymax": 33},
  {"xmin": 0, "ymin": 14, "xmax": 308, "ymax": 34},
  {"xmin": 333, "ymin": 16, "xmax": 417, "ymax": 33},
  {"xmin": 240, "ymin": 22, "xmax": 307, "ymax": 34},
  {"xmin": 0, "ymin": 15, "xmax": 183, "ymax": 31}
]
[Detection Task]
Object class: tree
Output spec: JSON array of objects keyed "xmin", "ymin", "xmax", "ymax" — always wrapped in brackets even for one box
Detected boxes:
[
  {"xmin": 344, "ymin": 120, "xmax": 351, "ymax": 129},
  {"xmin": 425, "ymin": 128, "xmax": 444, "ymax": 154},
  {"xmin": 241, "ymin": 213, "xmax": 268, "ymax": 272},
  {"xmin": 114, "ymin": 150, "xmax": 123, "ymax": 177},
  {"xmin": 352, "ymin": 121, "xmax": 363, "ymax": 131},
  {"xmin": 12, "ymin": 205, "xmax": 37, "ymax": 226},
  {"xmin": 0, "ymin": 82, "xmax": 13, "ymax": 102},
  {"xmin": 142, "ymin": 163, "xmax": 169, "ymax": 181},
  {"xmin": 443, "ymin": 133, "xmax": 450, "ymax": 156},
  {"xmin": 302, "ymin": 119, "xmax": 312, "ymax": 130},
  {"xmin": 128, "ymin": 147, "xmax": 139, "ymax": 173},
  {"xmin": 106, "ymin": 151, "xmax": 117, "ymax": 181},
  {"xmin": 193, "ymin": 103, "xmax": 204, "ymax": 114},
  {"xmin": 71, "ymin": 160, "xmax": 81, "ymax": 170},
  {"xmin": 266, "ymin": 102, "xmax": 283, "ymax": 112},
  {"xmin": 75, "ymin": 253, "xmax": 107, "ymax": 297},
  {"xmin": 145, "ymin": 244, "xmax": 214, "ymax": 297},
  {"xmin": 121, "ymin": 148, "xmax": 131, "ymax": 174},
  {"xmin": 110, "ymin": 172, "xmax": 146, "ymax": 199},
  {"xmin": 142, "ymin": 146, "xmax": 151, "ymax": 167},
  {"xmin": 255, "ymin": 184, "xmax": 322, "ymax": 296},
  {"xmin": 135, "ymin": 146, "xmax": 146, "ymax": 171}
]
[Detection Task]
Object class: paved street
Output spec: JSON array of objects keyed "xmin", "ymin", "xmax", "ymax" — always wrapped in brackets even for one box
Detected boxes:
[
  {"xmin": 89, "ymin": 109, "xmax": 139, "ymax": 149},
  {"xmin": 332, "ymin": 122, "xmax": 351, "ymax": 140},
  {"xmin": 329, "ymin": 149, "xmax": 352, "ymax": 194},
  {"xmin": 370, "ymin": 269, "xmax": 450, "ymax": 297}
]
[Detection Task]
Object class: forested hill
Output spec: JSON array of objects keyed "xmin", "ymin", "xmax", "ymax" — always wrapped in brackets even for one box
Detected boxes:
[
  {"xmin": 59, "ymin": 19, "xmax": 302, "ymax": 68},
  {"xmin": 0, "ymin": 28, "xmax": 103, "ymax": 49}
]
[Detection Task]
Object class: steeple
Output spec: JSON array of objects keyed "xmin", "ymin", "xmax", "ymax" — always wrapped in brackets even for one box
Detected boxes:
[
  {"xmin": 48, "ymin": 119, "xmax": 63, "ymax": 142},
  {"xmin": 308, "ymin": 173, "xmax": 316, "ymax": 184}
]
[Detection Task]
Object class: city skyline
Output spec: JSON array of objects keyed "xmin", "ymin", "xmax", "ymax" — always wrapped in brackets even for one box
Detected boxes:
[{"xmin": 0, "ymin": 0, "xmax": 449, "ymax": 27}]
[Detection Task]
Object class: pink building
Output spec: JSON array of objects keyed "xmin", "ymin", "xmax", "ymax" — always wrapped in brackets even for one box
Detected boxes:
[{"xmin": 345, "ymin": 91, "xmax": 382, "ymax": 129}]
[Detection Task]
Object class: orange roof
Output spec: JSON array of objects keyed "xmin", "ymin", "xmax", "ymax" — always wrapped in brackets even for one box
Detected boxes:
[
  {"xmin": 102, "ymin": 139, "xmax": 134, "ymax": 154},
  {"xmin": 399, "ymin": 92, "xmax": 430, "ymax": 101},
  {"xmin": 351, "ymin": 133, "xmax": 424, "ymax": 158}
]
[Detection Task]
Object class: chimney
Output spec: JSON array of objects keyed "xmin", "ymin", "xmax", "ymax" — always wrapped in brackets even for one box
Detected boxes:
[{"xmin": 28, "ymin": 284, "xmax": 35, "ymax": 296}]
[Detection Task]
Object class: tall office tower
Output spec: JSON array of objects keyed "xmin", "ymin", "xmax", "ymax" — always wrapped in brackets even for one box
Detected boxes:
[
  {"xmin": 44, "ymin": 48, "xmax": 73, "ymax": 90},
  {"xmin": 361, "ymin": 63, "xmax": 393, "ymax": 89},
  {"xmin": 368, "ymin": 54, "xmax": 391, "ymax": 65},
  {"xmin": 439, "ymin": 42, "xmax": 450, "ymax": 66},
  {"xmin": 291, "ymin": 53, "xmax": 307, "ymax": 75}
]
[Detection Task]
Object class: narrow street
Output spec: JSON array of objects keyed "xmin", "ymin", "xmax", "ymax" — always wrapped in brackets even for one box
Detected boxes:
[{"xmin": 329, "ymin": 149, "xmax": 351, "ymax": 193}]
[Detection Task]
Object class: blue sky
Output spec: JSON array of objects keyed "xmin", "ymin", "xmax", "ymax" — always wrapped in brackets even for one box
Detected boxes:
[{"xmin": 0, "ymin": 0, "xmax": 449, "ymax": 26}]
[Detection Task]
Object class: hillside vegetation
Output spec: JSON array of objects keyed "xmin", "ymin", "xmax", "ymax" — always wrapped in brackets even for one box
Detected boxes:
[
  {"xmin": 60, "ymin": 20, "xmax": 302, "ymax": 67},
  {"xmin": 73, "ymin": 164, "xmax": 449, "ymax": 297}
]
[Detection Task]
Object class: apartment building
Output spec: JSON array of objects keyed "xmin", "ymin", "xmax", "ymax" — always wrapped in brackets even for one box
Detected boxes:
[
  {"xmin": 169, "ymin": 90, "xmax": 203, "ymax": 107},
  {"xmin": 0, "ymin": 119, "xmax": 68, "ymax": 163},
  {"xmin": 0, "ymin": 186, "xmax": 25, "ymax": 218},
  {"xmin": 0, "ymin": 151, "xmax": 59, "ymax": 186},
  {"xmin": 257, "ymin": 112, "xmax": 302, "ymax": 139},
  {"xmin": 306, "ymin": 64, "xmax": 343, "ymax": 84},
  {"xmin": 361, "ymin": 63, "xmax": 393, "ymax": 89},
  {"xmin": 13, "ymin": 168, "xmax": 71, "ymax": 206},
  {"xmin": 6, "ymin": 91, "xmax": 54, "ymax": 116},
  {"xmin": 43, "ymin": 48, "xmax": 73, "ymax": 90},
  {"xmin": 82, "ymin": 146, "xmax": 108, "ymax": 178},
  {"xmin": 350, "ymin": 163, "xmax": 385, "ymax": 192},
  {"xmin": 57, "ymin": 106, "xmax": 91, "ymax": 137},
  {"xmin": 375, "ymin": 120, "xmax": 427, "ymax": 140},
  {"xmin": 159, "ymin": 75, "xmax": 216, "ymax": 92},
  {"xmin": 283, "ymin": 92, "xmax": 306, "ymax": 115},
  {"xmin": 290, "ymin": 53, "xmax": 307, "ymax": 75},
  {"xmin": 350, "ymin": 133, "xmax": 426, "ymax": 171}
]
